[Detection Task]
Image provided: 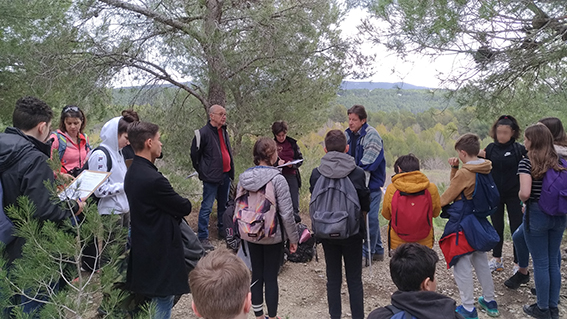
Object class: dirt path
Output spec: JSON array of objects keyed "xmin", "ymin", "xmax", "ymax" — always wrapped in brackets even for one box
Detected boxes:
[{"xmin": 171, "ymin": 222, "xmax": 567, "ymax": 319}]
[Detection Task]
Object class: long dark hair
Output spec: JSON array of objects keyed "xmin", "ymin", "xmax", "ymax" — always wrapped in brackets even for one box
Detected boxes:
[
  {"xmin": 525, "ymin": 124, "xmax": 564, "ymax": 179},
  {"xmin": 59, "ymin": 105, "xmax": 86, "ymax": 134},
  {"xmin": 539, "ymin": 117, "xmax": 567, "ymax": 147}
]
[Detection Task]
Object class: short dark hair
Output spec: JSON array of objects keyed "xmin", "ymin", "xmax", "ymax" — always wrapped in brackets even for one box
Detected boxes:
[
  {"xmin": 271, "ymin": 121, "xmax": 288, "ymax": 136},
  {"xmin": 118, "ymin": 109, "xmax": 139, "ymax": 135},
  {"xmin": 127, "ymin": 121, "xmax": 159, "ymax": 153},
  {"xmin": 189, "ymin": 251, "xmax": 250, "ymax": 319},
  {"xmin": 324, "ymin": 129, "xmax": 347, "ymax": 152},
  {"xmin": 454, "ymin": 133, "xmax": 480, "ymax": 157},
  {"xmin": 58, "ymin": 105, "xmax": 86, "ymax": 134},
  {"xmin": 489, "ymin": 115, "xmax": 521, "ymax": 141},
  {"xmin": 390, "ymin": 243, "xmax": 439, "ymax": 292},
  {"xmin": 394, "ymin": 154, "xmax": 420, "ymax": 174},
  {"xmin": 253, "ymin": 137, "xmax": 277, "ymax": 165},
  {"xmin": 13, "ymin": 96, "xmax": 53, "ymax": 131},
  {"xmin": 347, "ymin": 105, "xmax": 367, "ymax": 121}
]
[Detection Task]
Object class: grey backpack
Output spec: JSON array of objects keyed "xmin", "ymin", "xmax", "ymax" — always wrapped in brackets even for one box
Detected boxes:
[{"xmin": 309, "ymin": 174, "xmax": 361, "ymax": 239}]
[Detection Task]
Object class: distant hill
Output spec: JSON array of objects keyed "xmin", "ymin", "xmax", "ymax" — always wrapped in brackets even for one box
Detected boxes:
[{"xmin": 340, "ymin": 81, "xmax": 431, "ymax": 90}]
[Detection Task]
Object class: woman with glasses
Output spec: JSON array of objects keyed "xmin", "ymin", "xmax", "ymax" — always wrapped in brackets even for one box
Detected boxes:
[{"xmin": 50, "ymin": 105, "xmax": 91, "ymax": 177}]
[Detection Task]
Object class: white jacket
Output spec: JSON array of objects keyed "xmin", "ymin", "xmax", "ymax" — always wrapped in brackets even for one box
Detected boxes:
[{"xmin": 88, "ymin": 117, "xmax": 129, "ymax": 215}]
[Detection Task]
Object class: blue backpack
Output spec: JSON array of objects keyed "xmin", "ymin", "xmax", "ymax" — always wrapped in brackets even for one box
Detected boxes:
[
  {"xmin": 539, "ymin": 158, "xmax": 567, "ymax": 216},
  {"xmin": 471, "ymin": 173, "xmax": 500, "ymax": 218},
  {"xmin": 386, "ymin": 305, "xmax": 417, "ymax": 319},
  {"xmin": 0, "ymin": 179, "xmax": 16, "ymax": 246}
]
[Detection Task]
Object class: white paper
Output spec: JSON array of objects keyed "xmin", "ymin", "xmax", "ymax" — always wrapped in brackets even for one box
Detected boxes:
[
  {"xmin": 58, "ymin": 170, "xmax": 111, "ymax": 200},
  {"xmin": 276, "ymin": 159, "xmax": 303, "ymax": 168}
]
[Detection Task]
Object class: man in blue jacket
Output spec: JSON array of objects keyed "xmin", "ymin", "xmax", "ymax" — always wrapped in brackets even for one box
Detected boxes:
[
  {"xmin": 190, "ymin": 105, "xmax": 234, "ymax": 251},
  {"xmin": 345, "ymin": 105, "xmax": 386, "ymax": 265}
]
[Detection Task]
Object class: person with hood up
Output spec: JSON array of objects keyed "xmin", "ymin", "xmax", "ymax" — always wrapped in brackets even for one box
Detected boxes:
[
  {"xmin": 235, "ymin": 137, "xmax": 298, "ymax": 319},
  {"xmin": 381, "ymin": 154, "xmax": 441, "ymax": 252},
  {"xmin": 83, "ymin": 110, "xmax": 138, "ymax": 271},
  {"xmin": 309, "ymin": 130, "xmax": 370, "ymax": 319}
]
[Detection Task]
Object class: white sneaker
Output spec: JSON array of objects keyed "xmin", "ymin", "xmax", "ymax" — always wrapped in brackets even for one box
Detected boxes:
[{"xmin": 488, "ymin": 258, "xmax": 504, "ymax": 272}]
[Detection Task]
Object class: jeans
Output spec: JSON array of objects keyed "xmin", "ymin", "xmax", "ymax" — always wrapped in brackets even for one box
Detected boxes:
[
  {"xmin": 151, "ymin": 295, "xmax": 174, "ymax": 319},
  {"xmin": 321, "ymin": 236, "xmax": 364, "ymax": 319},
  {"xmin": 248, "ymin": 242, "xmax": 284, "ymax": 318},
  {"xmin": 198, "ymin": 173, "xmax": 231, "ymax": 240},
  {"xmin": 491, "ymin": 196, "xmax": 522, "ymax": 263},
  {"xmin": 523, "ymin": 202, "xmax": 566, "ymax": 309},
  {"xmin": 362, "ymin": 190, "xmax": 384, "ymax": 257},
  {"xmin": 513, "ymin": 222, "xmax": 561, "ymax": 270}
]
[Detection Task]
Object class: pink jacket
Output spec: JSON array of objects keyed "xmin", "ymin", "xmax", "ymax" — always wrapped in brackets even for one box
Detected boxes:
[{"xmin": 50, "ymin": 130, "xmax": 91, "ymax": 174}]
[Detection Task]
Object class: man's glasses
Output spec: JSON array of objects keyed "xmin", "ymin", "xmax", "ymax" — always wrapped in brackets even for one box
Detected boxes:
[{"xmin": 212, "ymin": 112, "xmax": 227, "ymax": 117}]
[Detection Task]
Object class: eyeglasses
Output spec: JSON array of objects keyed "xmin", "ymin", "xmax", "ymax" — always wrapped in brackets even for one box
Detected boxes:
[
  {"xmin": 212, "ymin": 112, "xmax": 227, "ymax": 117},
  {"xmin": 63, "ymin": 106, "xmax": 80, "ymax": 113}
]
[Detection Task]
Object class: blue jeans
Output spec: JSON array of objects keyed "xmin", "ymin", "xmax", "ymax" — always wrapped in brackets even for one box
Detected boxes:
[
  {"xmin": 513, "ymin": 222, "xmax": 561, "ymax": 269},
  {"xmin": 198, "ymin": 173, "xmax": 231, "ymax": 240},
  {"xmin": 523, "ymin": 202, "xmax": 566, "ymax": 309},
  {"xmin": 151, "ymin": 295, "xmax": 174, "ymax": 319},
  {"xmin": 362, "ymin": 190, "xmax": 384, "ymax": 257}
]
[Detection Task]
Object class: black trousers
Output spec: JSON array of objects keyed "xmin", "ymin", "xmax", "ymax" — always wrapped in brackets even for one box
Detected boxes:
[
  {"xmin": 490, "ymin": 196, "xmax": 523, "ymax": 263},
  {"xmin": 321, "ymin": 236, "xmax": 364, "ymax": 319},
  {"xmin": 283, "ymin": 174, "xmax": 301, "ymax": 223},
  {"xmin": 248, "ymin": 241, "xmax": 284, "ymax": 318}
]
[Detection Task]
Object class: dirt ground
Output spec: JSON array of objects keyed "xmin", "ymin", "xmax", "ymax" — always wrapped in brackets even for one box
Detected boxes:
[{"xmin": 171, "ymin": 214, "xmax": 567, "ymax": 319}]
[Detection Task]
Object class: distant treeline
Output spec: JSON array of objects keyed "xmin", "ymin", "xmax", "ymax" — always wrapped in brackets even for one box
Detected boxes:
[{"xmin": 336, "ymin": 89, "xmax": 458, "ymax": 113}]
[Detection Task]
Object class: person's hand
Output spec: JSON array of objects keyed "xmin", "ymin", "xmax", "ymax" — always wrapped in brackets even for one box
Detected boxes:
[
  {"xmin": 289, "ymin": 243, "xmax": 298, "ymax": 254},
  {"xmin": 278, "ymin": 159, "xmax": 285, "ymax": 166},
  {"xmin": 286, "ymin": 162, "xmax": 293, "ymax": 168},
  {"xmin": 75, "ymin": 198, "xmax": 87, "ymax": 216},
  {"xmin": 478, "ymin": 149, "xmax": 486, "ymax": 158},
  {"xmin": 448, "ymin": 157, "xmax": 460, "ymax": 167}
]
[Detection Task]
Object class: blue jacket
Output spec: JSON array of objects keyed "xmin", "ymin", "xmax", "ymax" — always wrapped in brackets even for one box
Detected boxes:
[{"xmin": 345, "ymin": 123, "xmax": 386, "ymax": 191}]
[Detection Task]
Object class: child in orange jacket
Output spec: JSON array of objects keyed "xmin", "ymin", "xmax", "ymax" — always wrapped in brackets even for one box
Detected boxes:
[{"xmin": 382, "ymin": 154, "xmax": 441, "ymax": 252}]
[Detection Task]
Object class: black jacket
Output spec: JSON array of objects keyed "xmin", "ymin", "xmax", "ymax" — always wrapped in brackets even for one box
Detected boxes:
[
  {"xmin": 0, "ymin": 127, "xmax": 78, "ymax": 263},
  {"xmin": 275, "ymin": 136, "xmax": 303, "ymax": 188},
  {"xmin": 190, "ymin": 122, "xmax": 234, "ymax": 183},
  {"xmin": 484, "ymin": 140, "xmax": 526, "ymax": 198},
  {"xmin": 124, "ymin": 156, "xmax": 192, "ymax": 297},
  {"xmin": 367, "ymin": 290, "xmax": 464, "ymax": 319}
]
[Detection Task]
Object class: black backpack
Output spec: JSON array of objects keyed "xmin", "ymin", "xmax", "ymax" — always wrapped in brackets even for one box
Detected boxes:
[{"xmin": 286, "ymin": 223, "xmax": 315, "ymax": 263}]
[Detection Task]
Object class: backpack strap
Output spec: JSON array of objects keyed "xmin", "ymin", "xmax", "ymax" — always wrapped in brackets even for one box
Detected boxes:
[
  {"xmin": 89, "ymin": 146, "xmax": 113, "ymax": 172},
  {"xmin": 194, "ymin": 129, "xmax": 201, "ymax": 150},
  {"xmin": 385, "ymin": 305, "xmax": 413, "ymax": 319},
  {"xmin": 55, "ymin": 132, "xmax": 67, "ymax": 162}
]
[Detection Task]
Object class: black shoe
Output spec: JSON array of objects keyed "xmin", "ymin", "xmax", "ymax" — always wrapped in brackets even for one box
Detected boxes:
[
  {"xmin": 199, "ymin": 238, "xmax": 215, "ymax": 251},
  {"xmin": 363, "ymin": 256, "xmax": 370, "ymax": 267},
  {"xmin": 504, "ymin": 271, "xmax": 530, "ymax": 289},
  {"xmin": 523, "ymin": 304, "xmax": 551, "ymax": 319},
  {"xmin": 550, "ymin": 307, "xmax": 559, "ymax": 319},
  {"xmin": 531, "ymin": 287, "xmax": 537, "ymax": 295},
  {"xmin": 372, "ymin": 253, "xmax": 384, "ymax": 261}
]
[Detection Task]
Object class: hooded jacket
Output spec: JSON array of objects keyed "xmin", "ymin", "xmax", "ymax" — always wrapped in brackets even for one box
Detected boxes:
[
  {"xmin": 345, "ymin": 123, "xmax": 386, "ymax": 191},
  {"xmin": 367, "ymin": 290, "xmax": 464, "ymax": 319},
  {"xmin": 382, "ymin": 171, "xmax": 441, "ymax": 249},
  {"xmin": 237, "ymin": 166, "xmax": 299, "ymax": 245},
  {"xmin": 87, "ymin": 117, "xmax": 129, "ymax": 215},
  {"xmin": 0, "ymin": 127, "xmax": 78, "ymax": 262},
  {"xmin": 309, "ymin": 151, "xmax": 371, "ymax": 236}
]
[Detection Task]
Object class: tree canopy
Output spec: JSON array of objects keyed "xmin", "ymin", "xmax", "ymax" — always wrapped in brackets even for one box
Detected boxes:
[{"xmin": 363, "ymin": 0, "xmax": 567, "ymax": 117}]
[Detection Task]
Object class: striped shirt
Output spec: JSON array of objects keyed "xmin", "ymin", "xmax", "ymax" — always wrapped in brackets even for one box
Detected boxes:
[{"xmin": 517, "ymin": 157, "xmax": 543, "ymax": 200}]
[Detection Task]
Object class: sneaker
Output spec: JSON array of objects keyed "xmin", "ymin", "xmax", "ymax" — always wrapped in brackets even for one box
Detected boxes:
[
  {"xmin": 478, "ymin": 296, "xmax": 500, "ymax": 317},
  {"xmin": 456, "ymin": 305, "xmax": 479, "ymax": 319},
  {"xmin": 512, "ymin": 264, "xmax": 520, "ymax": 274},
  {"xmin": 372, "ymin": 253, "xmax": 384, "ymax": 262},
  {"xmin": 488, "ymin": 258, "xmax": 504, "ymax": 272},
  {"xmin": 199, "ymin": 238, "xmax": 215, "ymax": 251},
  {"xmin": 523, "ymin": 304, "xmax": 551, "ymax": 319},
  {"xmin": 550, "ymin": 307, "xmax": 559, "ymax": 319},
  {"xmin": 504, "ymin": 271, "xmax": 530, "ymax": 289}
]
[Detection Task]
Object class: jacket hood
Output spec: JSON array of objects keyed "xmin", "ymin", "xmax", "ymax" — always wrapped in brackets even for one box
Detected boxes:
[
  {"xmin": 555, "ymin": 145, "xmax": 567, "ymax": 158},
  {"xmin": 391, "ymin": 171, "xmax": 430, "ymax": 193},
  {"xmin": 461, "ymin": 159, "xmax": 492, "ymax": 174},
  {"xmin": 100, "ymin": 117, "xmax": 122, "ymax": 152},
  {"xmin": 391, "ymin": 290, "xmax": 462, "ymax": 318},
  {"xmin": 0, "ymin": 127, "xmax": 51, "ymax": 174},
  {"xmin": 318, "ymin": 151, "xmax": 357, "ymax": 179},
  {"xmin": 239, "ymin": 166, "xmax": 281, "ymax": 192}
]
